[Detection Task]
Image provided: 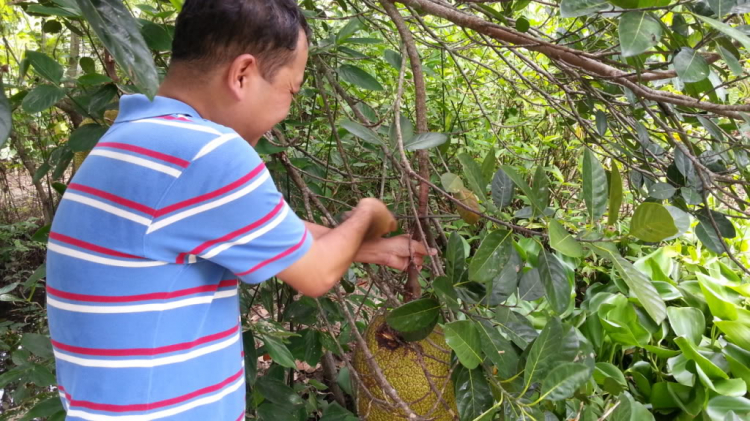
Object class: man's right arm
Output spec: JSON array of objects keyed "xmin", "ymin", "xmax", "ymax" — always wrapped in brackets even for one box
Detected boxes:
[{"xmin": 276, "ymin": 198, "xmax": 395, "ymax": 297}]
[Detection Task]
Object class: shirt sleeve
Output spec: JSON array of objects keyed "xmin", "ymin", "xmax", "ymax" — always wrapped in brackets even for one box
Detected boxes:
[{"xmin": 145, "ymin": 135, "xmax": 313, "ymax": 284}]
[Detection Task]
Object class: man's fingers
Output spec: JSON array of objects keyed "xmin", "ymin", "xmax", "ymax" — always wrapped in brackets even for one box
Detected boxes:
[{"xmin": 409, "ymin": 240, "xmax": 437, "ymax": 256}]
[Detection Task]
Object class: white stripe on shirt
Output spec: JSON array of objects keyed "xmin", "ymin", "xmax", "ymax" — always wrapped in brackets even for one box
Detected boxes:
[
  {"xmin": 46, "ymin": 289, "xmax": 237, "ymax": 314},
  {"xmin": 192, "ymin": 133, "xmax": 241, "ymax": 161},
  {"xmin": 63, "ymin": 193, "xmax": 151, "ymax": 226},
  {"xmin": 47, "ymin": 243, "xmax": 168, "ymax": 268},
  {"xmin": 62, "ymin": 377, "xmax": 244, "ymax": 421},
  {"xmin": 132, "ymin": 119, "xmax": 222, "ymax": 135},
  {"xmin": 146, "ymin": 170, "xmax": 271, "ymax": 234},
  {"xmin": 200, "ymin": 205, "xmax": 289, "ymax": 260},
  {"xmin": 54, "ymin": 333, "xmax": 240, "ymax": 368},
  {"xmin": 89, "ymin": 150, "xmax": 182, "ymax": 178}
]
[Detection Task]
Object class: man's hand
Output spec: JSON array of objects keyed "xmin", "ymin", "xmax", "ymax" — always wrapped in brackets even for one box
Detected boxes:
[
  {"xmin": 357, "ymin": 235, "xmax": 437, "ymax": 271},
  {"xmin": 349, "ymin": 198, "xmax": 397, "ymax": 240}
]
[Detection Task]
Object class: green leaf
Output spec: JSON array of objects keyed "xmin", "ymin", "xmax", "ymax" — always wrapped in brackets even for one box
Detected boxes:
[
  {"xmin": 648, "ymin": 182, "xmax": 677, "ymax": 199},
  {"xmin": 696, "ymin": 209, "xmax": 736, "ymax": 238},
  {"xmin": 697, "ymin": 273, "xmax": 738, "ymax": 320},
  {"xmin": 524, "ymin": 318, "xmax": 563, "ymax": 390},
  {"xmin": 261, "ymin": 335, "xmax": 297, "ymax": 368},
  {"xmin": 389, "ymin": 114, "xmax": 414, "ymax": 144},
  {"xmin": 22, "ymin": 84, "xmax": 66, "ymax": 114},
  {"xmin": 491, "ymin": 167, "xmax": 515, "ymax": 208},
  {"xmin": 336, "ymin": 17, "xmax": 364, "ymax": 43},
  {"xmin": 320, "ymin": 402, "xmax": 358, "ymax": 421},
  {"xmin": 444, "ymin": 320, "xmax": 483, "ymax": 369},
  {"xmin": 533, "ymin": 166, "xmax": 550, "ymax": 207},
  {"xmin": 386, "ymin": 298, "xmax": 440, "ymax": 332},
  {"xmin": 468, "ymin": 229, "xmax": 513, "ymax": 284},
  {"xmin": 256, "ymin": 376, "xmax": 305, "ymax": 406},
  {"xmin": 667, "ymin": 307, "xmax": 705, "ymax": 345},
  {"xmin": 696, "ymin": 222, "xmax": 725, "ymax": 254},
  {"xmin": 434, "ymin": 276, "xmax": 460, "ymax": 310},
  {"xmin": 718, "ymin": 46, "xmax": 743, "ymax": 77},
  {"xmin": 21, "ymin": 333, "xmax": 53, "ymax": 359},
  {"xmin": 538, "ymin": 249, "xmax": 571, "ymax": 314},
  {"xmin": 445, "ymin": 232, "xmax": 467, "ymax": 284},
  {"xmin": 560, "ymin": 0, "xmax": 608, "ymax": 17},
  {"xmin": 548, "ymin": 220, "xmax": 584, "ymax": 258},
  {"xmin": 69, "ymin": 124, "xmax": 108, "ymax": 152},
  {"xmin": 693, "ymin": 14, "xmax": 750, "ymax": 52},
  {"xmin": 441, "ymin": 172, "xmax": 465, "ymax": 194},
  {"xmin": 458, "ymin": 153, "xmax": 487, "ymax": 201},
  {"xmin": 77, "ymin": 73, "xmax": 113, "ymax": 86},
  {"xmin": 453, "ymin": 365, "xmax": 493, "ymax": 420},
  {"xmin": 619, "ymin": 12, "xmax": 662, "ymax": 57},
  {"xmin": 674, "ymin": 48, "xmax": 710, "ymax": 83},
  {"xmin": 724, "ymin": 344, "xmax": 750, "ymax": 385},
  {"xmin": 500, "ymin": 165, "xmax": 545, "ymax": 215},
  {"xmin": 80, "ymin": 57, "xmax": 97, "ymax": 74},
  {"xmin": 596, "ymin": 110, "xmax": 608, "ymax": 136},
  {"xmin": 26, "ymin": 4, "xmax": 79, "ymax": 17},
  {"xmin": 716, "ymin": 321, "xmax": 750, "ymax": 350},
  {"xmin": 495, "ymin": 306, "xmax": 539, "ymax": 349},
  {"xmin": 519, "ymin": 268, "xmax": 545, "ymax": 301},
  {"xmin": 594, "ymin": 362, "xmax": 628, "ymax": 395},
  {"xmin": 590, "ymin": 244, "xmax": 667, "ymax": 324},
  {"xmin": 483, "ymin": 249, "xmax": 521, "ymax": 306},
  {"xmin": 384, "ymin": 49, "xmax": 402, "ymax": 70},
  {"xmin": 25, "ymin": 50, "xmax": 63, "ymax": 84},
  {"xmin": 337, "ymin": 64, "xmax": 384, "ymax": 91},
  {"xmin": 608, "ymin": 164, "xmax": 623, "ymax": 225},
  {"xmin": 674, "ymin": 336, "xmax": 729, "ymax": 380},
  {"xmin": 19, "ymin": 397, "xmax": 64, "ymax": 421},
  {"xmin": 141, "ymin": 22, "xmax": 173, "ymax": 51},
  {"xmin": 630, "ymin": 202, "xmax": 678, "ymax": 242},
  {"xmin": 540, "ymin": 363, "xmax": 591, "ymax": 400},
  {"xmin": 242, "ymin": 330, "xmax": 258, "ymax": 386},
  {"xmin": 515, "ymin": 16, "xmax": 530, "ymax": 32},
  {"xmin": 340, "ymin": 120, "xmax": 382, "ymax": 145},
  {"xmin": 707, "ymin": 0, "xmax": 737, "ymax": 17},
  {"xmin": 0, "ymin": 80, "xmax": 10, "ymax": 148},
  {"xmin": 583, "ymin": 149, "xmax": 608, "ymax": 223},
  {"xmin": 707, "ymin": 396, "xmax": 750, "ymax": 421},
  {"xmin": 75, "ymin": 0, "xmax": 159, "ymax": 98},
  {"xmin": 404, "ymin": 132, "xmax": 447, "ymax": 151},
  {"xmin": 477, "ymin": 320, "xmax": 519, "ymax": 380}
]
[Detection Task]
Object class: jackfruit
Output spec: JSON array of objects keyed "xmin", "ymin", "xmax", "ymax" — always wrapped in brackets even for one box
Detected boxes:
[{"xmin": 353, "ymin": 315, "xmax": 457, "ymax": 421}]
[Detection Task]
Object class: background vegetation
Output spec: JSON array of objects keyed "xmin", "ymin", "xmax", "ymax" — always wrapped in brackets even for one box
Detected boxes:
[{"xmin": 2, "ymin": 0, "xmax": 750, "ymax": 419}]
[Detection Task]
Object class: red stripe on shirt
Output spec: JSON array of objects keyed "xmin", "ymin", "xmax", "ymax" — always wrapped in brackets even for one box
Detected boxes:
[
  {"xmin": 175, "ymin": 197, "xmax": 285, "ymax": 264},
  {"xmin": 236, "ymin": 230, "xmax": 309, "ymax": 277},
  {"xmin": 97, "ymin": 142, "xmax": 190, "ymax": 168},
  {"xmin": 158, "ymin": 115, "xmax": 192, "ymax": 122},
  {"xmin": 67, "ymin": 183, "xmax": 157, "ymax": 216},
  {"xmin": 51, "ymin": 323, "xmax": 239, "ymax": 356},
  {"xmin": 154, "ymin": 163, "xmax": 265, "ymax": 218},
  {"xmin": 46, "ymin": 279, "xmax": 238, "ymax": 303},
  {"xmin": 236, "ymin": 411, "xmax": 246, "ymax": 421},
  {"xmin": 58, "ymin": 368, "xmax": 243, "ymax": 412},
  {"xmin": 49, "ymin": 232, "xmax": 144, "ymax": 260}
]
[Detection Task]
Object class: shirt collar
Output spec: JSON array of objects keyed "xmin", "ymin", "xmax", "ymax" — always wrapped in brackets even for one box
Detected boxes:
[{"xmin": 115, "ymin": 94, "xmax": 203, "ymax": 123}]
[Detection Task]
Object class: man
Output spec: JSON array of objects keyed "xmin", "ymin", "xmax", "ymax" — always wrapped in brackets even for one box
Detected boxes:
[{"xmin": 46, "ymin": 1, "xmax": 432, "ymax": 419}]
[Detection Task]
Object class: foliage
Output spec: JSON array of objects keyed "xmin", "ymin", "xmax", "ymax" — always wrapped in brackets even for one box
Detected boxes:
[{"xmin": 2, "ymin": 0, "xmax": 750, "ymax": 420}]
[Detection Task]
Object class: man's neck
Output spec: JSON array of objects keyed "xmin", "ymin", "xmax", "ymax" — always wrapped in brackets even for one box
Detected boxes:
[{"xmin": 157, "ymin": 73, "xmax": 221, "ymax": 122}]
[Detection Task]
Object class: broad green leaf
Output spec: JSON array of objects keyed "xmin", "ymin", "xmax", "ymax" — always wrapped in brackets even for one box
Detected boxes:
[
  {"xmin": 596, "ymin": 110, "xmax": 608, "ymax": 136},
  {"xmin": 664, "ymin": 205, "xmax": 691, "ymax": 240},
  {"xmin": 718, "ymin": 46, "xmax": 743, "ymax": 77},
  {"xmin": 477, "ymin": 320, "xmax": 519, "ymax": 380},
  {"xmin": 75, "ymin": 0, "xmax": 159, "ymax": 98},
  {"xmin": 256, "ymin": 403, "xmax": 300, "ymax": 421},
  {"xmin": 716, "ymin": 321, "xmax": 750, "ymax": 350},
  {"xmin": 674, "ymin": 48, "xmax": 710, "ymax": 83},
  {"xmin": 696, "ymin": 209, "xmax": 736, "ymax": 238},
  {"xmin": 538, "ymin": 249, "xmax": 571, "ymax": 315},
  {"xmin": 22, "ymin": 84, "xmax": 66, "ymax": 114},
  {"xmin": 389, "ymin": 114, "xmax": 413, "ymax": 145},
  {"xmin": 386, "ymin": 298, "xmax": 440, "ymax": 332},
  {"xmin": 491, "ymin": 167, "xmax": 514, "ymax": 208},
  {"xmin": 21, "ymin": 333, "xmax": 53, "ymax": 359},
  {"xmin": 433, "ymin": 276, "xmax": 460, "ymax": 310},
  {"xmin": 483, "ymin": 249, "xmax": 521, "ymax": 306},
  {"xmin": 384, "ymin": 49, "xmax": 402, "ymax": 70},
  {"xmin": 25, "ymin": 51, "xmax": 63, "ymax": 84},
  {"xmin": 594, "ymin": 362, "xmax": 628, "ymax": 395},
  {"xmin": 336, "ymin": 17, "xmax": 364, "ymax": 42},
  {"xmin": 0, "ymin": 80, "xmax": 10, "ymax": 148},
  {"xmin": 560, "ymin": 0, "xmax": 608, "ymax": 17},
  {"xmin": 540, "ymin": 363, "xmax": 590, "ymax": 400},
  {"xmin": 590, "ymin": 244, "xmax": 667, "ymax": 324},
  {"xmin": 619, "ymin": 12, "xmax": 662, "ymax": 57},
  {"xmin": 243, "ymin": 330, "xmax": 258, "ymax": 386},
  {"xmin": 533, "ymin": 166, "xmax": 550, "ymax": 207},
  {"xmin": 500, "ymin": 165, "xmax": 545, "ymax": 215},
  {"xmin": 481, "ymin": 147, "xmax": 496, "ymax": 183},
  {"xmin": 548, "ymin": 220, "xmax": 584, "ymax": 258},
  {"xmin": 458, "ymin": 153, "xmax": 487, "ymax": 201},
  {"xmin": 77, "ymin": 73, "xmax": 113, "ymax": 86},
  {"xmin": 404, "ymin": 132, "xmax": 447, "ymax": 151},
  {"xmin": 18, "ymin": 397, "xmax": 64, "ymax": 421},
  {"xmin": 27, "ymin": 4, "xmax": 79, "ymax": 17},
  {"xmin": 468, "ymin": 229, "xmax": 513, "ymax": 284},
  {"xmin": 697, "ymin": 222, "xmax": 725, "ymax": 254},
  {"xmin": 453, "ymin": 365, "xmax": 493, "ymax": 420},
  {"xmin": 255, "ymin": 376, "xmax": 305, "ymax": 407},
  {"xmin": 707, "ymin": 396, "xmax": 750, "ymax": 421},
  {"xmin": 707, "ymin": 0, "xmax": 737, "ymax": 17},
  {"xmin": 141, "ymin": 22, "xmax": 173, "ymax": 51},
  {"xmin": 699, "ymin": 116, "xmax": 725, "ymax": 142},
  {"xmin": 583, "ymin": 149, "xmax": 608, "ymax": 223},
  {"xmin": 697, "ymin": 273, "xmax": 738, "ymax": 320},
  {"xmin": 674, "ymin": 336, "xmax": 728, "ymax": 380},
  {"xmin": 80, "ymin": 57, "xmax": 97, "ymax": 74},
  {"xmin": 724, "ymin": 344, "xmax": 750, "ymax": 385},
  {"xmin": 694, "ymin": 14, "xmax": 750, "ymax": 52},
  {"xmin": 648, "ymin": 182, "xmax": 677, "ymax": 200},
  {"xmin": 630, "ymin": 202, "xmax": 678, "ymax": 242},
  {"xmin": 441, "ymin": 172, "xmax": 464, "ymax": 194},
  {"xmin": 261, "ymin": 335, "xmax": 297, "ymax": 368},
  {"xmin": 518, "ymin": 268, "xmax": 545, "ymax": 301},
  {"xmin": 608, "ymin": 163, "xmax": 623, "ymax": 225},
  {"xmin": 320, "ymin": 402, "xmax": 358, "ymax": 421},
  {"xmin": 340, "ymin": 120, "xmax": 382, "ymax": 145},
  {"xmin": 337, "ymin": 64, "xmax": 384, "ymax": 91},
  {"xmin": 523, "ymin": 318, "xmax": 564, "ymax": 393},
  {"xmin": 445, "ymin": 232, "xmax": 467, "ymax": 284},
  {"xmin": 667, "ymin": 307, "xmax": 704, "ymax": 345},
  {"xmin": 444, "ymin": 320, "xmax": 483, "ymax": 369},
  {"xmin": 69, "ymin": 124, "xmax": 108, "ymax": 152}
]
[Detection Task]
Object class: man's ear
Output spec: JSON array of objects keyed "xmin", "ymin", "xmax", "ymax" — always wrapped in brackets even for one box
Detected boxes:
[{"xmin": 226, "ymin": 54, "xmax": 257, "ymax": 100}]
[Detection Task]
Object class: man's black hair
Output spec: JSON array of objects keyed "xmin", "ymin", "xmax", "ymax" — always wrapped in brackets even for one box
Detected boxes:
[{"xmin": 171, "ymin": 0, "xmax": 311, "ymax": 80}]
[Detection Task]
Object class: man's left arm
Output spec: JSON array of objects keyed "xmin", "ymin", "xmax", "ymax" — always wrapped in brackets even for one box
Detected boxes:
[{"xmin": 304, "ymin": 221, "xmax": 435, "ymax": 271}]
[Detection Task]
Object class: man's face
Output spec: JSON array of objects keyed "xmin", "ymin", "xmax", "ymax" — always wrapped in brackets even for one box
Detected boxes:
[{"xmin": 238, "ymin": 30, "xmax": 309, "ymax": 145}]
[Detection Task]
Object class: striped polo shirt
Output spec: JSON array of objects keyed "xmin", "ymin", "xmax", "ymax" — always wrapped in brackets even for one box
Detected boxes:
[{"xmin": 46, "ymin": 94, "xmax": 312, "ymax": 420}]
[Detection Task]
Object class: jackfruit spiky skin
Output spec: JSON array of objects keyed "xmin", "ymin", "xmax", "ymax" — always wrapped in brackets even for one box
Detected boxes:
[{"xmin": 353, "ymin": 315, "xmax": 457, "ymax": 421}]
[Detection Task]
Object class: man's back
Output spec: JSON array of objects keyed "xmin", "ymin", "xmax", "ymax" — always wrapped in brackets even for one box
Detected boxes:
[{"xmin": 47, "ymin": 94, "xmax": 311, "ymax": 420}]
